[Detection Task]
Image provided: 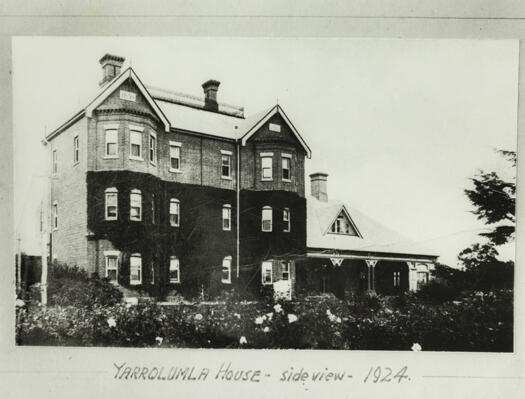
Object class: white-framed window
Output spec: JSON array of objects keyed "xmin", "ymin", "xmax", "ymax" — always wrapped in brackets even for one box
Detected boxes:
[
  {"xmin": 73, "ymin": 135, "xmax": 79, "ymax": 164},
  {"xmin": 222, "ymin": 256, "xmax": 232, "ymax": 284},
  {"xmin": 221, "ymin": 151, "xmax": 232, "ymax": 179},
  {"xmin": 330, "ymin": 212, "xmax": 357, "ymax": 235},
  {"xmin": 417, "ymin": 271, "xmax": 429, "ymax": 289},
  {"xmin": 129, "ymin": 126, "xmax": 143, "ymax": 160},
  {"xmin": 169, "ymin": 141, "xmax": 181, "ymax": 172},
  {"xmin": 169, "ymin": 256, "xmax": 180, "ymax": 283},
  {"xmin": 104, "ymin": 251, "xmax": 119, "ymax": 283},
  {"xmin": 130, "ymin": 254, "xmax": 142, "ymax": 285},
  {"xmin": 105, "ymin": 187, "xmax": 118, "ymax": 220},
  {"xmin": 393, "ymin": 271, "xmax": 401, "ymax": 287},
  {"xmin": 151, "ymin": 193, "xmax": 156, "ymax": 224},
  {"xmin": 261, "ymin": 261, "xmax": 273, "ymax": 285},
  {"xmin": 130, "ymin": 189, "xmax": 142, "ymax": 221},
  {"xmin": 222, "ymin": 204, "xmax": 232, "ymax": 231},
  {"xmin": 262, "ymin": 206, "xmax": 272, "ymax": 232},
  {"xmin": 52, "ymin": 201, "xmax": 58, "ymax": 230},
  {"xmin": 281, "ymin": 261, "xmax": 290, "ymax": 281},
  {"xmin": 52, "ymin": 149, "xmax": 57, "ymax": 174},
  {"xmin": 105, "ymin": 128, "xmax": 118, "ymax": 157},
  {"xmin": 269, "ymin": 123, "xmax": 281, "ymax": 132},
  {"xmin": 149, "ymin": 132, "xmax": 157, "ymax": 165},
  {"xmin": 261, "ymin": 154, "xmax": 273, "ymax": 181},
  {"xmin": 170, "ymin": 198, "xmax": 180, "ymax": 227},
  {"xmin": 283, "ymin": 208, "xmax": 290, "ymax": 232},
  {"xmin": 281, "ymin": 154, "xmax": 291, "ymax": 181}
]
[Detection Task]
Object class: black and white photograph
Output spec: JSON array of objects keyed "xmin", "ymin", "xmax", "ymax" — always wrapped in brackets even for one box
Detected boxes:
[{"xmin": 11, "ymin": 36, "xmax": 517, "ymax": 352}]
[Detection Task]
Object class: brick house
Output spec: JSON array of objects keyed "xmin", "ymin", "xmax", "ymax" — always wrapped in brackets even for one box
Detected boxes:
[{"xmin": 45, "ymin": 54, "xmax": 437, "ymax": 300}]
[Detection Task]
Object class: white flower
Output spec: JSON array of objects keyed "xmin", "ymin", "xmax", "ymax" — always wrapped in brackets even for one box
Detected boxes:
[
  {"xmin": 239, "ymin": 336, "xmax": 247, "ymax": 345},
  {"xmin": 411, "ymin": 343, "xmax": 422, "ymax": 351},
  {"xmin": 273, "ymin": 304, "xmax": 283, "ymax": 313},
  {"xmin": 263, "ymin": 326, "xmax": 270, "ymax": 333},
  {"xmin": 194, "ymin": 313, "xmax": 203, "ymax": 321},
  {"xmin": 336, "ymin": 317, "xmax": 342, "ymax": 324},
  {"xmin": 255, "ymin": 316, "xmax": 264, "ymax": 325},
  {"xmin": 155, "ymin": 336, "xmax": 163, "ymax": 345},
  {"xmin": 15, "ymin": 299, "xmax": 25, "ymax": 308},
  {"xmin": 107, "ymin": 317, "xmax": 117, "ymax": 328},
  {"xmin": 266, "ymin": 312, "xmax": 273, "ymax": 320},
  {"xmin": 287, "ymin": 314, "xmax": 298, "ymax": 323},
  {"xmin": 326, "ymin": 309, "xmax": 332, "ymax": 316},
  {"xmin": 234, "ymin": 313, "xmax": 241, "ymax": 319}
]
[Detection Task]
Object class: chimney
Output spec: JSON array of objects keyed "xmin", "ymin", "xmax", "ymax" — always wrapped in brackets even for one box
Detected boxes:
[
  {"xmin": 310, "ymin": 173, "xmax": 329, "ymax": 202},
  {"xmin": 99, "ymin": 53, "xmax": 125, "ymax": 88},
  {"xmin": 202, "ymin": 79, "xmax": 220, "ymax": 112}
]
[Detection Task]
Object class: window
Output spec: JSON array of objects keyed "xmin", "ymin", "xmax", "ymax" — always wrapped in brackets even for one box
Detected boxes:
[
  {"xmin": 281, "ymin": 261, "xmax": 290, "ymax": 280},
  {"xmin": 261, "ymin": 155, "xmax": 273, "ymax": 180},
  {"xmin": 262, "ymin": 206, "xmax": 272, "ymax": 232},
  {"xmin": 129, "ymin": 127, "xmax": 143, "ymax": 159},
  {"xmin": 417, "ymin": 271, "xmax": 429, "ymax": 289},
  {"xmin": 261, "ymin": 261, "xmax": 273, "ymax": 285},
  {"xmin": 221, "ymin": 153, "xmax": 232, "ymax": 178},
  {"xmin": 283, "ymin": 208, "xmax": 290, "ymax": 232},
  {"xmin": 105, "ymin": 129, "xmax": 118, "ymax": 157},
  {"xmin": 151, "ymin": 194, "xmax": 156, "ymax": 224},
  {"xmin": 73, "ymin": 135, "xmax": 79, "ymax": 164},
  {"xmin": 149, "ymin": 132, "xmax": 157, "ymax": 164},
  {"xmin": 169, "ymin": 141, "xmax": 181, "ymax": 171},
  {"xmin": 222, "ymin": 256, "xmax": 232, "ymax": 284},
  {"xmin": 393, "ymin": 271, "xmax": 401, "ymax": 287},
  {"xmin": 104, "ymin": 251, "xmax": 119, "ymax": 283},
  {"xmin": 269, "ymin": 123, "xmax": 281, "ymax": 132},
  {"xmin": 330, "ymin": 211, "xmax": 357, "ymax": 235},
  {"xmin": 130, "ymin": 254, "xmax": 142, "ymax": 285},
  {"xmin": 282, "ymin": 155, "xmax": 291, "ymax": 181},
  {"xmin": 169, "ymin": 256, "xmax": 180, "ymax": 283},
  {"xmin": 170, "ymin": 198, "xmax": 180, "ymax": 227},
  {"xmin": 130, "ymin": 189, "xmax": 142, "ymax": 221},
  {"xmin": 53, "ymin": 202, "xmax": 58, "ymax": 229},
  {"xmin": 52, "ymin": 149, "xmax": 57, "ymax": 174},
  {"xmin": 222, "ymin": 204, "xmax": 232, "ymax": 231},
  {"xmin": 105, "ymin": 187, "xmax": 118, "ymax": 220}
]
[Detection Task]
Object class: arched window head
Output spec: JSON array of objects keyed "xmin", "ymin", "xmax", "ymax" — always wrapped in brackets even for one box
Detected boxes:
[
  {"xmin": 105, "ymin": 187, "xmax": 118, "ymax": 220},
  {"xmin": 222, "ymin": 256, "xmax": 232, "ymax": 284},
  {"xmin": 222, "ymin": 204, "xmax": 232, "ymax": 231},
  {"xmin": 130, "ymin": 189, "xmax": 142, "ymax": 221},
  {"xmin": 169, "ymin": 256, "xmax": 180, "ymax": 283},
  {"xmin": 170, "ymin": 198, "xmax": 180, "ymax": 226}
]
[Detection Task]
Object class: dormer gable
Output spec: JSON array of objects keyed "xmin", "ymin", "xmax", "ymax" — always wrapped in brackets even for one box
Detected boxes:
[{"xmin": 325, "ymin": 206, "xmax": 362, "ymax": 238}]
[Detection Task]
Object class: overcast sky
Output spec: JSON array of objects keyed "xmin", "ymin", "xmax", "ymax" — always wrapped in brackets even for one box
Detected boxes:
[{"xmin": 12, "ymin": 37, "xmax": 518, "ymax": 266}]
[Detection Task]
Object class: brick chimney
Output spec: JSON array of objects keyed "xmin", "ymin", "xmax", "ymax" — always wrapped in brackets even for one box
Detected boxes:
[
  {"xmin": 99, "ymin": 54, "xmax": 125, "ymax": 88},
  {"xmin": 310, "ymin": 173, "xmax": 329, "ymax": 202},
  {"xmin": 202, "ymin": 79, "xmax": 220, "ymax": 112}
]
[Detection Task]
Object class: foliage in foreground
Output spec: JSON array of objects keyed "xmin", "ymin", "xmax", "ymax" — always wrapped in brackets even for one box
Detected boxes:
[{"xmin": 16, "ymin": 289, "xmax": 513, "ymax": 352}]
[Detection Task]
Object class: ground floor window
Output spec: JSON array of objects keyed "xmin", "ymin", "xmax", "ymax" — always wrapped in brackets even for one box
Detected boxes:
[
  {"xmin": 281, "ymin": 261, "xmax": 290, "ymax": 280},
  {"xmin": 130, "ymin": 254, "xmax": 142, "ymax": 285},
  {"xmin": 222, "ymin": 256, "xmax": 232, "ymax": 284},
  {"xmin": 104, "ymin": 251, "xmax": 119, "ymax": 283},
  {"xmin": 417, "ymin": 271, "xmax": 429, "ymax": 289},
  {"xmin": 393, "ymin": 271, "xmax": 401, "ymax": 287},
  {"xmin": 170, "ymin": 256, "xmax": 180, "ymax": 283},
  {"xmin": 262, "ymin": 261, "xmax": 273, "ymax": 285}
]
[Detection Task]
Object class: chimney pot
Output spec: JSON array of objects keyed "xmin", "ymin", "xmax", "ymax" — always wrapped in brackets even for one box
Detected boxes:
[
  {"xmin": 310, "ymin": 172, "xmax": 329, "ymax": 202},
  {"xmin": 202, "ymin": 79, "xmax": 220, "ymax": 112},
  {"xmin": 99, "ymin": 53, "xmax": 125, "ymax": 88}
]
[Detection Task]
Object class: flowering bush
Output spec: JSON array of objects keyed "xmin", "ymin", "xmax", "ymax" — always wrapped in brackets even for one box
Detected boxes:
[{"xmin": 16, "ymin": 289, "xmax": 513, "ymax": 351}]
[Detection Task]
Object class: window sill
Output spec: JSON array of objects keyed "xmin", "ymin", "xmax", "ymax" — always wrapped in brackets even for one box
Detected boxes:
[
  {"xmin": 221, "ymin": 176, "xmax": 232, "ymax": 180},
  {"xmin": 221, "ymin": 281, "xmax": 232, "ymax": 284},
  {"xmin": 169, "ymin": 168, "xmax": 182, "ymax": 174},
  {"xmin": 223, "ymin": 228, "xmax": 232, "ymax": 232},
  {"xmin": 130, "ymin": 282, "xmax": 141, "ymax": 286},
  {"xmin": 150, "ymin": 161, "xmax": 157, "ymax": 167},
  {"xmin": 169, "ymin": 281, "xmax": 180, "ymax": 284},
  {"xmin": 73, "ymin": 161, "xmax": 79, "ymax": 167},
  {"xmin": 103, "ymin": 155, "xmax": 119, "ymax": 159},
  {"xmin": 130, "ymin": 219, "xmax": 142, "ymax": 222},
  {"xmin": 261, "ymin": 178, "xmax": 273, "ymax": 182},
  {"xmin": 105, "ymin": 218, "xmax": 118, "ymax": 221},
  {"xmin": 261, "ymin": 230, "xmax": 273, "ymax": 233},
  {"xmin": 282, "ymin": 179, "xmax": 292, "ymax": 183},
  {"xmin": 129, "ymin": 156, "xmax": 144, "ymax": 161}
]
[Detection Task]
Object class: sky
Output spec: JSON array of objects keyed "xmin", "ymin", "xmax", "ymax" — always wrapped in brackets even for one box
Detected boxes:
[{"xmin": 12, "ymin": 37, "xmax": 518, "ymax": 266}]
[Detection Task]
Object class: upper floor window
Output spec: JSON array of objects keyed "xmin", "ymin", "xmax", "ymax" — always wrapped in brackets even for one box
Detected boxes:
[
  {"xmin": 261, "ymin": 261, "xmax": 273, "ymax": 285},
  {"xmin": 261, "ymin": 153, "xmax": 273, "ymax": 181},
  {"xmin": 393, "ymin": 271, "xmax": 401, "ymax": 287},
  {"xmin": 222, "ymin": 256, "xmax": 232, "ymax": 284},
  {"xmin": 269, "ymin": 123, "xmax": 281, "ymax": 132},
  {"xmin": 73, "ymin": 135, "xmax": 79, "ymax": 164},
  {"xmin": 149, "ymin": 132, "xmax": 157, "ymax": 165},
  {"xmin": 169, "ymin": 256, "xmax": 180, "ymax": 283},
  {"xmin": 169, "ymin": 141, "xmax": 181, "ymax": 172},
  {"xmin": 129, "ymin": 126, "xmax": 143, "ymax": 160},
  {"xmin": 105, "ymin": 127, "xmax": 118, "ymax": 157},
  {"xmin": 130, "ymin": 189, "xmax": 142, "ymax": 221},
  {"xmin": 105, "ymin": 187, "xmax": 118, "ymax": 220},
  {"xmin": 104, "ymin": 251, "xmax": 119, "ymax": 283},
  {"xmin": 53, "ymin": 201, "xmax": 58, "ymax": 230},
  {"xmin": 221, "ymin": 151, "xmax": 232, "ymax": 179},
  {"xmin": 52, "ymin": 149, "xmax": 57, "ymax": 174},
  {"xmin": 222, "ymin": 204, "xmax": 232, "ymax": 231},
  {"xmin": 262, "ymin": 206, "xmax": 272, "ymax": 232},
  {"xmin": 282, "ymin": 154, "xmax": 291, "ymax": 181},
  {"xmin": 130, "ymin": 254, "xmax": 142, "ymax": 285},
  {"xmin": 281, "ymin": 261, "xmax": 290, "ymax": 281},
  {"xmin": 330, "ymin": 211, "xmax": 357, "ymax": 235},
  {"xmin": 170, "ymin": 198, "xmax": 180, "ymax": 227},
  {"xmin": 283, "ymin": 208, "xmax": 290, "ymax": 232}
]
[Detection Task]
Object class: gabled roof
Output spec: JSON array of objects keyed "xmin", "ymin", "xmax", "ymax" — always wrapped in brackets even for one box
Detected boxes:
[
  {"xmin": 85, "ymin": 68, "xmax": 171, "ymax": 132},
  {"xmin": 307, "ymin": 196, "xmax": 438, "ymax": 259},
  {"xmin": 239, "ymin": 105, "xmax": 312, "ymax": 158},
  {"xmin": 324, "ymin": 206, "xmax": 362, "ymax": 238}
]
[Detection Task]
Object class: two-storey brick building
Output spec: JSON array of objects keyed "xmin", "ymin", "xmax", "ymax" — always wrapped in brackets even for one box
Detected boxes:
[{"xmin": 45, "ymin": 54, "xmax": 437, "ymax": 300}]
